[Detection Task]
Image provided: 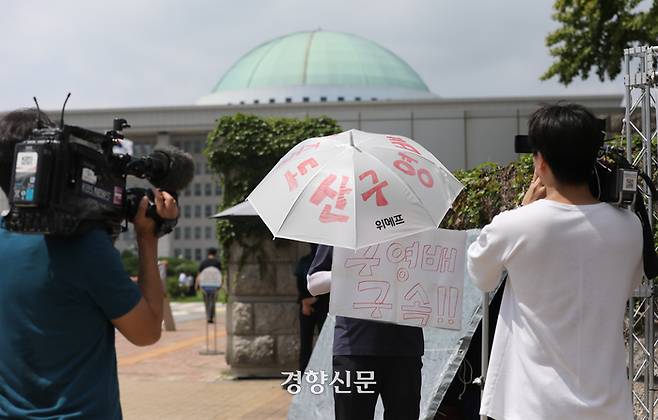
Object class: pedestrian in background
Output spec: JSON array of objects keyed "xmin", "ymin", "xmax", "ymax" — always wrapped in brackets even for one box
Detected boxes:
[{"xmin": 196, "ymin": 248, "xmax": 222, "ymax": 323}]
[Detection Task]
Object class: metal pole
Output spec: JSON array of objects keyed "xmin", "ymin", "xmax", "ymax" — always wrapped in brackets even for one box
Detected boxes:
[
  {"xmin": 213, "ymin": 292, "xmax": 218, "ymax": 353},
  {"xmin": 205, "ymin": 319, "xmax": 210, "ymax": 352},
  {"xmin": 625, "ymin": 50, "xmax": 633, "ymax": 163},
  {"xmin": 480, "ymin": 291, "xmax": 490, "ymax": 420},
  {"xmin": 640, "ymin": 49, "xmax": 655, "ymax": 419}
]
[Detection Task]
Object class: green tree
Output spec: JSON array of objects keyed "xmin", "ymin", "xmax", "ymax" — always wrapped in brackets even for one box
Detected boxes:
[
  {"xmin": 542, "ymin": 0, "xmax": 658, "ymax": 85},
  {"xmin": 204, "ymin": 113, "xmax": 342, "ymax": 260}
]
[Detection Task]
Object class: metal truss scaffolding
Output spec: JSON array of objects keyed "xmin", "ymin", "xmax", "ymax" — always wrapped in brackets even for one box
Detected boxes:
[{"xmin": 625, "ymin": 45, "xmax": 658, "ymax": 420}]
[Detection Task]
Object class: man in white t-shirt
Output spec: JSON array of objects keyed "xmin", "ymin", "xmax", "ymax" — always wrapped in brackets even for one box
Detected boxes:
[{"xmin": 467, "ymin": 104, "xmax": 644, "ymax": 420}]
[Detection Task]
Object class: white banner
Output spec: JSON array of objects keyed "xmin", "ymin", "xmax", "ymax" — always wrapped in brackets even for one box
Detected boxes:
[{"xmin": 330, "ymin": 229, "xmax": 467, "ymax": 330}]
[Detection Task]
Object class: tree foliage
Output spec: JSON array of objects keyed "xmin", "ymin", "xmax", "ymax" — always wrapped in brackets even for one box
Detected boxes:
[
  {"xmin": 441, "ymin": 155, "xmax": 534, "ymax": 230},
  {"xmin": 542, "ymin": 0, "xmax": 658, "ymax": 85},
  {"xmin": 204, "ymin": 113, "xmax": 342, "ymax": 261}
]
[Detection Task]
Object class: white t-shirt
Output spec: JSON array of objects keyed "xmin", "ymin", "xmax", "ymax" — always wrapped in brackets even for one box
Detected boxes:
[{"xmin": 467, "ymin": 199, "xmax": 643, "ymax": 420}]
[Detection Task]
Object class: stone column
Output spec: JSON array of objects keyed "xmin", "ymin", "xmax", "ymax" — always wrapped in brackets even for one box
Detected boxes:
[{"xmin": 225, "ymin": 237, "xmax": 308, "ymax": 377}]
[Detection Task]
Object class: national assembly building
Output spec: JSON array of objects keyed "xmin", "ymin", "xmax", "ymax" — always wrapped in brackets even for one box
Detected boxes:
[{"xmin": 0, "ymin": 30, "xmax": 623, "ymax": 259}]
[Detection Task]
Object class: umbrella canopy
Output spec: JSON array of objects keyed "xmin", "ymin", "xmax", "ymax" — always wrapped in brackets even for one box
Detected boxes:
[
  {"xmin": 247, "ymin": 129, "xmax": 463, "ymax": 249},
  {"xmin": 210, "ymin": 201, "xmax": 258, "ymax": 219}
]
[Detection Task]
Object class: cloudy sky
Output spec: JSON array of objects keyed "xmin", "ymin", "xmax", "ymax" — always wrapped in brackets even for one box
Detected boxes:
[{"xmin": 0, "ymin": 0, "xmax": 621, "ymax": 111}]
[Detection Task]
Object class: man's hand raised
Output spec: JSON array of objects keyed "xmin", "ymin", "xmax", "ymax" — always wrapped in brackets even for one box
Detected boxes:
[
  {"xmin": 134, "ymin": 190, "xmax": 179, "ymax": 239},
  {"xmin": 522, "ymin": 173, "xmax": 547, "ymax": 206}
]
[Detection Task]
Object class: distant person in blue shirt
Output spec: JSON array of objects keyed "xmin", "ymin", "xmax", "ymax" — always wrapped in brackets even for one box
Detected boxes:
[
  {"xmin": 196, "ymin": 247, "xmax": 223, "ymax": 323},
  {"xmin": 0, "ymin": 109, "xmax": 179, "ymax": 419}
]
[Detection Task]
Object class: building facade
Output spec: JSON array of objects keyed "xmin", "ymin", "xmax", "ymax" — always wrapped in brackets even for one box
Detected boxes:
[{"xmin": 0, "ymin": 30, "xmax": 624, "ymax": 260}]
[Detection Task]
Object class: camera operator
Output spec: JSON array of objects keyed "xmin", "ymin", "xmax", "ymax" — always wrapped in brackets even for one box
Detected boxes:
[
  {"xmin": 0, "ymin": 109, "xmax": 178, "ymax": 419},
  {"xmin": 467, "ymin": 104, "xmax": 643, "ymax": 420}
]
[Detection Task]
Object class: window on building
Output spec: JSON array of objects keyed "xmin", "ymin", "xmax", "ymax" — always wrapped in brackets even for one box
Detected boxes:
[
  {"xmin": 174, "ymin": 227, "xmax": 180, "ymax": 240},
  {"xmin": 174, "ymin": 248, "xmax": 182, "ymax": 258},
  {"xmin": 320, "ymin": 96, "xmax": 327, "ymax": 102},
  {"xmin": 285, "ymin": 97, "xmax": 292, "ymax": 103},
  {"xmin": 195, "ymin": 248, "xmax": 202, "ymax": 261},
  {"xmin": 194, "ymin": 227, "xmax": 201, "ymax": 239},
  {"xmin": 182, "ymin": 141, "xmax": 191, "ymax": 152},
  {"xmin": 184, "ymin": 249, "xmax": 192, "ymax": 260},
  {"xmin": 184, "ymin": 187, "xmax": 191, "ymax": 197},
  {"xmin": 215, "ymin": 184, "xmax": 222, "ymax": 195},
  {"xmin": 269, "ymin": 98, "xmax": 275, "ymax": 104},
  {"xmin": 194, "ymin": 205, "xmax": 201, "ymax": 218},
  {"xmin": 205, "ymin": 205, "xmax": 213, "ymax": 217},
  {"xmin": 194, "ymin": 183, "xmax": 201, "ymax": 196},
  {"xmin": 337, "ymin": 96, "xmax": 344, "ymax": 102},
  {"xmin": 205, "ymin": 226, "xmax": 212, "ymax": 239},
  {"xmin": 355, "ymin": 97, "xmax": 361, "ymax": 101},
  {"xmin": 194, "ymin": 140, "xmax": 202, "ymax": 154},
  {"xmin": 183, "ymin": 205, "xmax": 191, "ymax": 218},
  {"xmin": 302, "ymin": 97, "xmax": 309, "ymax": 102},
  {"xmin": 253, "ymin": 99, "xmax": 259, "ymax": 104},
  {"xmin": 184, "ymin": 227, "xmax": 191, "ymax": 239},
  {"xmin": 205, "ymin": 183, "xmax": 212, "ymax": 196}
]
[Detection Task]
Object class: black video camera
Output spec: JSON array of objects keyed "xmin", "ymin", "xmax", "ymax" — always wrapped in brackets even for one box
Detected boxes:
[
  {"xmin": 5, "ymin": 114, "xmax": 194, "ymax": 237},
  {"xmin": 514, "ymin": 118, "xmax": 639, "ymax": 207}
]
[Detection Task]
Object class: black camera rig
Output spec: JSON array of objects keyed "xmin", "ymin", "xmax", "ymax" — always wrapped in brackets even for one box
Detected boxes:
[{"xmin": 4, "ymin": 97, "xmax": 194, "ymax": 237}]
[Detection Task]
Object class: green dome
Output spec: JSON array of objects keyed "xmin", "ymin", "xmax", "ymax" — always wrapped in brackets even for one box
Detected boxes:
[
  {"xmin": 209, "ymin": 30, "xmax": 431, "ymax": 97},
  {"xmin": 199, "ymin": 31, "xmax": 435, "ymax": 103}
]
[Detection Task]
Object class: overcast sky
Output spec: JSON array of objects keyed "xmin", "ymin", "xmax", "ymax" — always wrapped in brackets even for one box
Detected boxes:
[{"xmin": 0, "ymin": 0, "xmax": 622, "ymax": 111}]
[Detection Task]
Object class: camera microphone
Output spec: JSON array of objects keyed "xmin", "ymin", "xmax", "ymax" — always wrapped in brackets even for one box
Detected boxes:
[
  {"xmin": 147, "ymin": 146, "xmax": 196, "ymax": 192},
  {"xmin": 125, "ymin": 145, "xmax": 195, "ymax": 192}
]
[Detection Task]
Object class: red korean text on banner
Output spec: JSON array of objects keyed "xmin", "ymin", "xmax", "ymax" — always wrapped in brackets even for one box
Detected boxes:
[
  {"xmin": 358, "ymin": 169, "xmax": 389, "ymax": 206},
  {"xmin": 401, "ymin": 283, "xmax": 432, "ymax": 326},
  {"xmin": 353, "ymin": 280, "xmax": 393, "ymax": 319},
  {"xmin": 309, "ymin": 174, "xmax": 352, "ymax": 223},
  {"xmin": 386, "ymin": 136, "xmax": 434, "ymax": 188},
  {"xmin": 285, "ymin": 158, "xmax": 319, "ymax": 191}
]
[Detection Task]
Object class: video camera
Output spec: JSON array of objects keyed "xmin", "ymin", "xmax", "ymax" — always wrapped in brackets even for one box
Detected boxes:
[
  {"xmin": 514, "ymin": 119, "xmax": 658, "ymax": 278},
  {"xmin": 514, "ymin": 118, "xmax": 639, "ymax": 207},
  {"xmin": 3, "ymin": 98, "xmax": 194, "ymax": 237}
]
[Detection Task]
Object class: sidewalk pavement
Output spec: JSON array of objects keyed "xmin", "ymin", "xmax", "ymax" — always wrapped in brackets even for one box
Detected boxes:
[{"xmin": 117, "ymin": 302, "xmax": 293, "ymax": 420}]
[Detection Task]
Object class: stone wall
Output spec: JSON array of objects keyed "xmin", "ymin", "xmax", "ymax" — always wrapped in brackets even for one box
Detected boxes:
[{"xmin": 225, "ymin": 238, "xmax": 309, "ymax": 377}]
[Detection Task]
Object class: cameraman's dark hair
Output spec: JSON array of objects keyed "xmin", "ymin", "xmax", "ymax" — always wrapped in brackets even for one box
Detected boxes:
[
  {"xmin": 528, "ymin": 103, "xmax": 603, "ymax": 185},
  {"xmin": 207, "ymin": 247, "xmax": 218, "ymax": 257},
  {"xmin": 0, "ymin": 108, "xmax": 55, "ymax": 193}
]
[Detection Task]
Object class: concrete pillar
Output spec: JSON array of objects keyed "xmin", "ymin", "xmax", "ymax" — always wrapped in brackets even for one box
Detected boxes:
[{"xmin": 225, "ymin": 236, "xmax": 306, "ymax": 377}]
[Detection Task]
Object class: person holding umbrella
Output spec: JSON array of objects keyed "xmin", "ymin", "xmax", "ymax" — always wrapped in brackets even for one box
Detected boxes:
[
  {"xmin": 248, "ymin": 129, "xmax": 464, "ymax": 419},
  {"xmin": 308, "ymin": 245, "xmax": 423, "ymax": 420}
]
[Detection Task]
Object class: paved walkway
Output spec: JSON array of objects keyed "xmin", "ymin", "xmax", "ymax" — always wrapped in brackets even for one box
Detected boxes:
[{"xmin": 117, "ymin": 303, "xmax": 293, "ymax": 420}]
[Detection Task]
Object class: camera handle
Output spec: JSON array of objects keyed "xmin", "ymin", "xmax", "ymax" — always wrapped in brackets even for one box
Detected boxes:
[{"xmin": 124, "ymin": 188, "xmax": 179, "ymax": 238}]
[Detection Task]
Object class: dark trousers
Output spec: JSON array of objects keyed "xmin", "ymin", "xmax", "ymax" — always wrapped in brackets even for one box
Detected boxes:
[
  {"xmin": 299, "ymin": 306, "xmax": 328, "ymax": 371},
  {"xmin": 201, "ymin": 287, "xmax": 218, "ymax": 322},
  {"xmin": 332, "ymin": 355, "xmax": 422, "ymax": 420}
]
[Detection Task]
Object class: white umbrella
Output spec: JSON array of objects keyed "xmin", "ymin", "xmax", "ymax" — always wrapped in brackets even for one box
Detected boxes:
[
  {"xmin": 247, "ymin": 129, "xmax": 463, "ymax": 249},
  {"xmin": 210, "ymin": 201, "xmax": 257, "ymax": 219}
]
